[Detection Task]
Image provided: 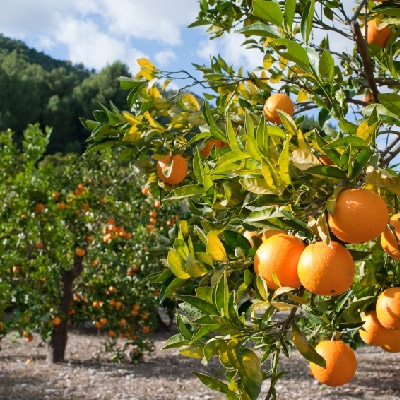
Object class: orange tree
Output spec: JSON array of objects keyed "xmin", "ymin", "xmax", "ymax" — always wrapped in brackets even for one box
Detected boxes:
[
  {"xmin": 0, "ymin": 124, "xmax": 182, "ymax": 363},
  {"xmin": 82, "ymin": 1, "xmax": 400, "ymax": 398}
]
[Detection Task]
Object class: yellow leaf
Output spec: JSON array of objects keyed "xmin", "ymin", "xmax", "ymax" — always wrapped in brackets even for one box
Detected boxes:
[
  {"xmin": 122, "ymin": 111, "xmax": 141, "ymax": 125},
  {"xmin": 148, "ymin": 86, "xmax": 160, "ymax": 99},
  {"xmin": 162, "ymin": 78, "xmax": 172, "ymax": 91},
  {"xmin": 206, "ymin": 231, "xmax": 228, "ymax": 262},
  {"xmin": 182, "ymin": 93, "xmax": 201, "ymax": 111},
  {"xmin": 297, "ymin": 90, "xmax": 309, "ymax": 102},
  {"xmin": 137, "ymin": 58, "xmax": 156, "ymax": 80},
  {"xmin": 137, "ymin": 58, "xmax": 155, "ymax": 69},
  {"xmin": 263, "ymin": 54, "xmax": 274, "ymax": 70},
  {"xmin": 291, "ymin": 149, "xmax": 320, "ymax": 170}
]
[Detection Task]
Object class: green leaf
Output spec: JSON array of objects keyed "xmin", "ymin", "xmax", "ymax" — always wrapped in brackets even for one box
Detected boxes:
[
  {"xmin": 163, "ymin": 333, "xmax": 190, "ymax": 349},
  {"xmin": 227, "ymin": 340, "xmax": 263, "ymax": 400},
  {"xmin": 186, "ymin": 253, "xmax": 208, "ymax": 277},
  {"xmin": 319, "ymin": 50, "xmax": 335, "ymax": 83},
  {"xmin": 236, "ymin": 22, "xmax": 280, "ymax": 38},
  {"xmin": 202, "ymin": 338, "xmax": 227, "ymax": 365},
  {"xmin": 207, "ymin": 231, "xmax": 229, "ymax": 262},
  {"xmin": 223, "ymin": 230, "xmax": 252, "ymax": 256},
  {"xmin": 271, "ymin": 38, "xmax": 310, "ymax": 70},
  {"xmin": 167, "ymin": 249, "xmax": 190, "ymax": 279},
  {"xmin": 167, "ymin": 184, "xmax": 206, "ymax": 200},
  {"xmin": 194, "ymin": 373, "xmax": 238, "ymax": 398},
  {"xmin": 305, "ymin": 165, "xmax": 347, "ymax": 179},
  {"xmin": 180, "ymin": 344, "xmax": 204, "ymax": 358},
  {"xmin": 325, "ymin": 136, "xmax": 368, "ymax": 149},
  {"xmin": 178, "ymin": 295, "xmax": 219, "ymax": 316},
  {"xmin": 300, "ymin": 0, "xmax": 315, "ymax": 44},
  {"xmin": 253, "ymin": 0, "xmax": 284, "ymax": 26},
  {"xmin": 284, "ymin": 0, "xmax": 296, "ymax": 28},
  {"xmin": 213, "ymin": 272, "xmax": 230, "ymax": 316},
  {"xmin": 377, "ymin": 93, "xmax": 400, "ymax": 116},
  {"xmin": 292, "ymin": 324, "xmax": 326, "ymax": 367}
]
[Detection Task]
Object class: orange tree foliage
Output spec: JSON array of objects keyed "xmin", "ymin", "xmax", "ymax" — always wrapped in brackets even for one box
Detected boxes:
[
  {"xmin": 0, "ymin": 125, "xmax": 183, "ymax": 363},
  {"xmin": 82, "ymin": 1, "xmax": 400, "ymax": 398}
]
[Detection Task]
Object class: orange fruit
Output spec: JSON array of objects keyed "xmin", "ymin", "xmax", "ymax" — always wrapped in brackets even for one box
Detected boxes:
[
  {"xmin": 262, "ymin": 229, "xmax": 286, "ymax": 240},
  {"xmin": 75, "ymin": 248, "xmax": 86, "ymax": 257},
  {"xmin": 359, "ymin": 310, "xmax": 390, "ymax": 346},
  {"xmin": 94, "ymin": 321, "xmax": 102, "ymax": 329},
  {"xmin": 154, "ymin": 199, "xmax": 161, "ymax": 208},
  {"xmin": 52, "ymin": 316, "xmax": 62, "ymax": 326},
  {"xmin": 57, "ymin": 201, "xmax": 66, "ymax": 210},
  {"xmin": 381, "ymin": 213, "xmax": 400, "ymax": 260},
  {"xmin": 254, "ymin": 234, "xmax": 305, "ymax": 290},
  {"xmin": 319, "ymin": 155, "xmax": 334, "ymax": 166},
  {"xmin": 199, "ymin": 139, "xmax": 226, "ymax": 157},
  {"xmin": 380, "ymin": 327, "xmax": 400, "ymax": 353},
  {"xmin": 35, "ymin": 203, "xmax": 45, "ymax": 213},
  {"xmin": 297, "ymin": 241, "xmax": 355, "ymax": 296},
  {"xmin": 367, "ymin": 19, "xmax": 392, "ymax": 49},
  {"xmin": 100, "ymin": 317, "xmax": 108, "ymax": 325},
  {"xmin": 141, "ymin": 186, "xmax": 150, "ymax": 195},
  {"xmin": 327, "ymin": 188, "xmax": 388, "ymax": 244},
  {"xmin": 157, "ymin": 154, "xmax": 188, "ymax": 185},
  {"xmin": 376, "ymin": 287, "xmax": 400, "ymax": 329},
  {"xmin": 108, "ymin": 330, "xmax": 116, "ymax": 337},
  {"xmin": 362, "ymin": 91, "xmax": 375, "ymax": 105},
  {"xmin": 309, "ymin": 340, "xmax": 357, "ymax": 387},
  {"xmin": 263, "ymin": 93, "xmax": 294, "ymax": 124}
]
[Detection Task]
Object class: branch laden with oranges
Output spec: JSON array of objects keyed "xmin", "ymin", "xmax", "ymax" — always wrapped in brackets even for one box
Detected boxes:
[{"xmin": 83, "ymin": 1, "xmax": 400, "ymax": 399}]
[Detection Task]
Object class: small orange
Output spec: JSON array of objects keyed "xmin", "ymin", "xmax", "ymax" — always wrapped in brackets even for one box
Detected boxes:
[
  {"xmin": 254, "ymin": 234, "xmax": 305, "ymax": 290},
  {"xmin": 35, "ymin": 203, "xmax": 45, "ymax": 213},
  {"xmin": 53, "ymin": 316, "xmax": 62, "ymax": 326},
  {"xmin": 381, "ymin": 213, "xmax": 400, "ymax": 260},
  {"xmin": 75, "ymin": 248, "xmax": 86, "ymax": 257},
  {"xmin": 108, "ymin": 330, "xmax": 116, "ymax": 337},
  {"xmin": 367, "ymin": 19, "xmax": 392, "ymax": 49},
  {"xmin": 157, "ymin": 154, "xmax": 188, "ymax": 185},
  {"xmin": 263, "ymin": 93, "xmax": 294, "ymax": 124},
  {"xmin": 376, "ymin": 287, "xmax": 400, "ymax": 329},
  {"xmin": 141, "ymin": 187, "xmax": 150, "ymax": 195},
  {"xmin": 380, "ymin": 327, "xmax": 400, "ymax": 353},
  {"xmin": 94, "ymin": 321, "xmax": 102, "ymax": 329},
  {"xmin": 199, "ymin": 139, "xmax": 225, "ymax": 157},
  {"xmin": 297, "ymin": 241, "xmax": 355, "ymax": 296},
  {"xmin": 57, "ymin": 202, "xmax": 66, "ymax": 210},
  {"xmin": 309, "ymin": 340, "xmax": 357, "ymax": 387},
  {"xmin": 362, "ymin": 91, "xmax": 375, "ymax": 105},
  {"xmin": 327, "ymin": 188, "xmax": 388, "ymax": 244},
  {"xmin": 99, "ymin": 317, "xmax": 108, "ymax": 325},
  {"xmin": 262, "ymin": 229, "xmax": 286, "ymax": 240},
  {"xmin": 359, "ymin": 310, "xmax": 389, "ymax": 346}
]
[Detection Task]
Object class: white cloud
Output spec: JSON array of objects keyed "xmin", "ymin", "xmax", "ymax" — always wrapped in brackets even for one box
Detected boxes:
[
  {"xmin": 99, "ymin": 0, "xmax": 198, "ymax": 45},
  {"xmin": 155, "ymin": 51, "xmax": 177, "ymax": 67}
]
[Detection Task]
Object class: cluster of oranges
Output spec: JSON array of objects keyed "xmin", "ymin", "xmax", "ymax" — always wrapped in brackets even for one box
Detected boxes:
[
  {"xmin": 247, "ymin": 187, "xmax": 397, "ymax": 386},
  {"xmin": 102, "ymin": 217, "xmax": 132, "ymax": 243}
]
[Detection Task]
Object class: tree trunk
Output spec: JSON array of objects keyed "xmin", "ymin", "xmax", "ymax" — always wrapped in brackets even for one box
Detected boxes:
[{"xmin": 51, "ymin": 254, "xmax": 84, "ymax": 363}]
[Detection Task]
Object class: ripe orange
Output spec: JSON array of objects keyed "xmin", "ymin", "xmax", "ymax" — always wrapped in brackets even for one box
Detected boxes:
[
  {"xmin": 108, "ymin": 330, "xmax": 116, "ymax": 337},
  {"xmin": 51, "ymin": 191, "xmax": 60, "ymax": 199},
  {"xmin": 157, "ymin": 154, "xmax": 188, "ymax": 185},
  {"xmin": 94, "ymin": 321, "xmax": 102, "ymax": 329},
  {"xmin": 327, "ymin": 188, "xmax": 388, "ymax": 244},
  {"xmin": 380, "ymin": 327, "xmax": 400, "ymax": 353},
  {"xmin": 367, "ymin": 19, "xmax": 392, "ymax": 49},
  {"xmin": 254, "ymin": 234, "xmax": 305, "ymax": 290},
  {"xmin": 376, "ymin": 287, "xmax": 400, "ymax": 329},
  {"xmin": 199, "ymin": 139, "xmax": 226, "ymax": 157},
  {"xmin": 75, "ymin": 248, "xmax": 86, "ymax": 257},
  {"xmin": 99, "ymin": 317, "xmax": 108, "ymax": 325},
  {"xmin": 263, "ymin": 93, "xmax": 294, "ymax": 124},
  {"xmin": 262, "ymin": 229, "xmax": 286, "ymax": 240},
  {"xmin": 154, "ymin": 199, "xmax": 161, "ymax": 208},
  {"xmin": 57, "ymin": 201, "xmax": 66, "ymax": 210},
  {"xmin": 309, "ymin": 340, "xmax": 357, "ymax": 387},
  {"xmin": 359, "ymin": 310, "xmax": 389, "ymax": 346},
  {"xmin": 53, "ymin": 316, "xmax": 62, "ymax": 325},
  {"xmin": 381, "ymin": 213, "xmax": 400, "ymax": 260},
  {"xmin": 297, "ymin": 241, "xmax": 355, "ymax": 296},
  {"xmin": 35, "ymin": 203, "xmax": 45, "ymax": 213},
  {"xmin": 141, "ymin": 186, "xmax": 150, "ymax": 195},
  {"xmin": 362, "ymin": 91, "xmax": 375, "ymax": 105}
]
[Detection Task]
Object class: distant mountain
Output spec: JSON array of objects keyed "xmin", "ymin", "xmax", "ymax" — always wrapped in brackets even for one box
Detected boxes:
[{"xmin": 0, "ymin": 34, "xmax": 130, "ymax": 154}]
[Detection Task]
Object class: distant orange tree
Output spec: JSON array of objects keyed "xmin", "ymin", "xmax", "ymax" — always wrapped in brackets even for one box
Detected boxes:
[{"xmin": 0, "ymin": 124, "xmax": 182, "ymax": 363}]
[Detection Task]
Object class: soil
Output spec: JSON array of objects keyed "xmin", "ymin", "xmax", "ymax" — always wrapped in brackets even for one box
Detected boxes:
[{"xmin": 0, "ymin": 328, "xmax": 399, "ymax": 400}]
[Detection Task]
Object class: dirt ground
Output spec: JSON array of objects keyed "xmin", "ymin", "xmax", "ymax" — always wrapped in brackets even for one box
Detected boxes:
[{"xmin": 0, "ymin": 329, "xmax": 399, "ymax": 400}]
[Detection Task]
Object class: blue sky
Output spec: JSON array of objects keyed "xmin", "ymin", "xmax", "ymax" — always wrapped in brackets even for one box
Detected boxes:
[{"xmin": 0, "ymin": 0, "xmax": 266, "ymax": 90}]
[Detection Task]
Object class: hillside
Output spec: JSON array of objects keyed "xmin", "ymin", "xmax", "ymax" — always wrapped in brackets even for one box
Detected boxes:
[{"xmin": 0, "ymin": 34, "xmax": 130, "ymax": 154}]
